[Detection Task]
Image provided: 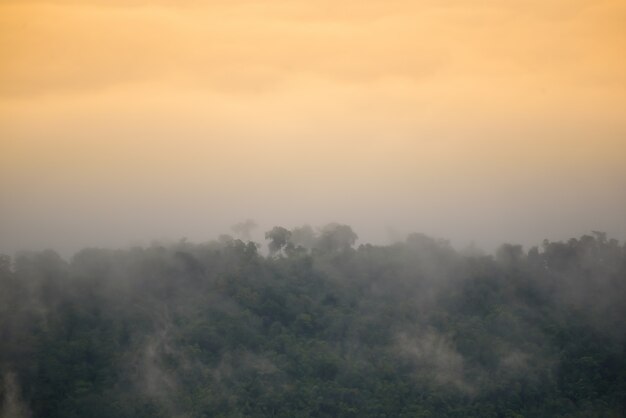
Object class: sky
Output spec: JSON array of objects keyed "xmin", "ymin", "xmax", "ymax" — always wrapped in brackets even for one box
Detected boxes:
[{"xmin": 1, "ymin": 0, "xmax": 625, "ymax": 255}]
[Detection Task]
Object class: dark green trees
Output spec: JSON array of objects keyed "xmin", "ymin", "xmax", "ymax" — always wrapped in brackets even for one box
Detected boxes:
[{"xmin": 0, "ymin": 230, "xmax": 624, "ymax": 417}]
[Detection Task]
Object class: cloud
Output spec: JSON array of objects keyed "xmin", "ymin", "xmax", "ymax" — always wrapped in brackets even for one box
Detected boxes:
[
  {"xmin": 0, "ymin": 0, "xmax": 625, "ymax": 255},
  {"xmin": 1, "ymin": 0, "xmax": 624, "ymax": 98}
]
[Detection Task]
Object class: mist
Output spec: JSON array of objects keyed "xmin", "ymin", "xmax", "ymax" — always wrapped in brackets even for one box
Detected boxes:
[
  {"xmin": 2, "ymin": 0, "xmax": 626, "ymax": 416},
  {"xmin": 1, "ymin": 225, "xmax": 625, "ymax": 417},
  {"xmin": 2, "ymin": 1, "xmax": 626, "ymax": 257}
]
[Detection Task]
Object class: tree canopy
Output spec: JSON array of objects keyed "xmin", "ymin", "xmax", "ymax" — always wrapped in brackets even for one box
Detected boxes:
[{"xmin": 1, "ymin": 227, "xmax": 625, "ymax": 417}]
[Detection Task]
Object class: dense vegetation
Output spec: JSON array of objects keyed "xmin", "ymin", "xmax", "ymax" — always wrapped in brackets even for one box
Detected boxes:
[{"xmin": 1, "ymin": 225, "xmax": 625, "ymax": 417}]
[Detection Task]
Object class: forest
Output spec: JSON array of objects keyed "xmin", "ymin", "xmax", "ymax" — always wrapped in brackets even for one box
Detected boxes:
[{"xmin": 1, "ymin": 224, "xmax": 625, "ymax": 417}]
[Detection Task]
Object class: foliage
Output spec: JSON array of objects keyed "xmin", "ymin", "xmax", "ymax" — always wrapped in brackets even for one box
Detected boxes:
[{"xmin": 1, "ymin": 228, "xmax": 625, "ymax": 417}]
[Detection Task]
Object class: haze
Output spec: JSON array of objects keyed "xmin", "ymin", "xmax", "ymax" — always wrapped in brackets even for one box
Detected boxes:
[{"xmin": 1, "ymin": 0, "xmax": 625, "ymax": 255}]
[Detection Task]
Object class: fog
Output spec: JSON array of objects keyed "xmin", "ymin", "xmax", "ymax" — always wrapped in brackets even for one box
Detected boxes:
[
  {"xmin": 1, "ymin": 0, "xmax": 625, "ymax": 257},
  {"xmin": 1, "ymin": 226, "xmax": 624, "ymax": 416},
  {"xmin": 1, "ymin": 1, "xmax": 625, "ymax": 415},
  {"xmin": 1, "ymin": 98, "xmax": 625, "ymax": 256},
  {"xmin": 2, "ymin": 213, "xmax": 625, "ymax": 260}
]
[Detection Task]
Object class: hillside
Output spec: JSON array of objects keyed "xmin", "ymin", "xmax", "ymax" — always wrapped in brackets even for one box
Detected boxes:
[{"xmin": 1, "ymin": 226, "xmax": 625, "ymax": 417}]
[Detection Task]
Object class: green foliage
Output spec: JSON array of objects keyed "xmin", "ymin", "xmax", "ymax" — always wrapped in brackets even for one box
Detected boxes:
[{"xmin": 0, "ymin": 230, "xmax": 625, "ymax": 417}]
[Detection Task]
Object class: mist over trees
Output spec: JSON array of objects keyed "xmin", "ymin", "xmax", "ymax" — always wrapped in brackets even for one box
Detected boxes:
[{"xmin": 0, "ymin": 225, "xmax": 625, "ymax": 417}]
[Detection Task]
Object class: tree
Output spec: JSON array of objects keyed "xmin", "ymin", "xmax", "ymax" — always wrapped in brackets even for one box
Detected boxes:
[
  {"xmin": 265, "ymin": 226, "xmax": 292, "ymax": 256},
  {"xmin": 316, "ymin": 223, "xmax": 357, "ymax": 253}
]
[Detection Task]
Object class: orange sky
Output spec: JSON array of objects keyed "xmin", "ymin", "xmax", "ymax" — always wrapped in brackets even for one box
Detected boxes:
[{"xmin": 1, "ymin": 0, "xmax": 625, "ymax": 253}]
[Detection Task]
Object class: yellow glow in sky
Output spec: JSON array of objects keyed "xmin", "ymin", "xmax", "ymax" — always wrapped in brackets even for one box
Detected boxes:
[{"xmin": 1, "ymin": 0, "xmax": 625, "ymax": 253}]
